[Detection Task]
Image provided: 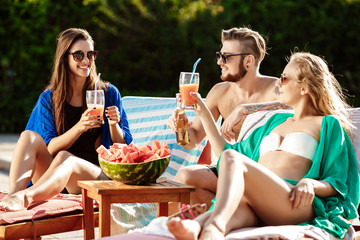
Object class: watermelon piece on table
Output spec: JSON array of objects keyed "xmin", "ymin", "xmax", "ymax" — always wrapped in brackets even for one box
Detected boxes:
[
  {"xmin": 152, "ymin": 139, "xmax": 161, "ymax": 153},
  {"xmin": 143, "ymin": 153, "xmax": 161, "ymax": 162},
  {"xmin": 112, "ymin": 143, "xmax": 127, "ymax": 149},
  {"xmin": 122, "ymin": 153, "xmax": 134, "ymax": 163},
  {"xmin": 96, "ymin": 145, "xmax": 113, "ymax": 161},
  {"xmin": 159, "ymin": 141, "xmax": 171, "ymax": 158}
]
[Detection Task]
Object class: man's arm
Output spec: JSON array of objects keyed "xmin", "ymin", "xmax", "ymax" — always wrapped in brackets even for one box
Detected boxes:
[
  {"xmin": 241, "ymin": 100, "xmax": 290, "ymax": 114},
  {"xmin": 220, "ymin": 101, "xmax": 291, "ymax": 140}
]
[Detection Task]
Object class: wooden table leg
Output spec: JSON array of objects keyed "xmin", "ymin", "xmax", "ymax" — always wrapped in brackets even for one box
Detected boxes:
[
  {"xmin": 180, "ymin": 192, "xmax": 191, "ymax": 205},
  {"xmin": 99, "ymin": 194, "xmax": 111, "ymax": 238},
  {"xmin": 158, "ymin": 202, "xmax": 169, "ymax": 217},
  {"xmin": 82, "ymin": 188, "xmax": 94, "ymax": 240}
]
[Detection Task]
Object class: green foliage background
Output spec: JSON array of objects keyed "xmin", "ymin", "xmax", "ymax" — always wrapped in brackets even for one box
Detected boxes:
[{"xmin": 1, "ymin": 0, "xmax": 359, "ymax": 133}]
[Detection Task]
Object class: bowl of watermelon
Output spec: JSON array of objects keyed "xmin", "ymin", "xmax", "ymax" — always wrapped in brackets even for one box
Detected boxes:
[{"xmin": 96, "ymin": 140, "xmax": 171, "ymax": 185}]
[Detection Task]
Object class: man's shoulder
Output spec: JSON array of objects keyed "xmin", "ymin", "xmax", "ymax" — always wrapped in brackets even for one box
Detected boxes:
[
  {"xmin": 257, "ymin": 75, "xmax": 279, "ymax": 100},
  {"xmin": 259, "ymin": 75, "xmax": 279, "ymax": 84},
  {"xmin": 207, "ymin": 82, "xmax": 231, "ymax": 96}
]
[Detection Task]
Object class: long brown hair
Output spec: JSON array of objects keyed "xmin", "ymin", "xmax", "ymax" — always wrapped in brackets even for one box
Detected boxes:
[
  {"xmin": 46, "ymin": 28, "xmax": 107, "ymax": 135},
  {"xmin": 290, "ymin": 52, "xmax": 352, "ymax": 135}
]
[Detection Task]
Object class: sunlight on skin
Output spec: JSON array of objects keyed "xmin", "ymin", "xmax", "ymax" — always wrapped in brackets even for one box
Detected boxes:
[
  {"xmin": 16, "ymin": 170, "xmax": 32, "ymax": 183},
  {"xmin": 0, "ymin": 190, "xmax": 28, "ymax": 211},
  {"xmin": 199, "ymin": 223, "xmax": 224, "ymax": 240},
  {"xmin": 167, "ymin": 217, "xmax": 201, "ymax": 240}
]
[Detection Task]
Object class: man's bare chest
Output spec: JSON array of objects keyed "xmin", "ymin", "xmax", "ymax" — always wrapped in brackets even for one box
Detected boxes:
[{"xmin": 218, "ymin": 94, "xmax": 263, "ymax": 119}]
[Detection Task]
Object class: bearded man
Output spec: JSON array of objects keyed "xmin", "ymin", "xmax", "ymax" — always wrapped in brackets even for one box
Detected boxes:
[{"xmin": 167, "ymin": 27, "xmax": 285, "ymax": 208}]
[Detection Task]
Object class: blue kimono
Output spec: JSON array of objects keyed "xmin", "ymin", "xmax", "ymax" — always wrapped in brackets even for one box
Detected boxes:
[
  {"xmin": 211, "ymin": 113, "xmax": 359, "ymax": 239},
  {"xmin": 25, "ymin": 84, "xmax": 133, "ymax": 148}
]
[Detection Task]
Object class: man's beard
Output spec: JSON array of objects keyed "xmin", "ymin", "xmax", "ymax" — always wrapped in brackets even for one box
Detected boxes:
[{"xmin": 220, "ymin": 57, "xmax": 247, "ymax": 83}]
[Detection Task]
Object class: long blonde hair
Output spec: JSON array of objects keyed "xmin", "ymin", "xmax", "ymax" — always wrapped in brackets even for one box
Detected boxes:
[
  {"xmin": 290, "ymin": 52, "xmax": 352, "ymax": 134},
  {"xmin": 47, "ymin": 28, "xmax": 107, "ymax": 135}
]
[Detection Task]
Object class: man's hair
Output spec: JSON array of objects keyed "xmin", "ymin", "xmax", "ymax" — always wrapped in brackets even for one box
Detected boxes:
[{"xmin": 221, "ymin": 27, "xmax": 267, "ymax": 66}]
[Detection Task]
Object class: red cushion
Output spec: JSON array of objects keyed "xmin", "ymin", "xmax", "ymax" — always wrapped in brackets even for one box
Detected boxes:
[
  {"xmin": 0, "ymin": 192, "xmax": 97, "ymax": 224},
  {"xmin": 101, "ymin": 233, "xmax": 173, "ymax": 240}
]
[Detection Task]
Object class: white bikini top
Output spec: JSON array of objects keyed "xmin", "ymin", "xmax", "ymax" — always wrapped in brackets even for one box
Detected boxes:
[{"xmin": 259, "ymin": 132, "xmax": 319, "ymax": 161}]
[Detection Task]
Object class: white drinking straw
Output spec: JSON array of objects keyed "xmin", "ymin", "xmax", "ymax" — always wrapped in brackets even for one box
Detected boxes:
[{"xmin": 94, "ymin": 73, "xmax": 101, "ymax": 105}]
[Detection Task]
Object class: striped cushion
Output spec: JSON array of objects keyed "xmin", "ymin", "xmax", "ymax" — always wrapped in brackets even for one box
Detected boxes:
[
  {"xmin": 110, "ymin": 96, "xmax": 207, "ymax": 234},
  {"xmin": 122, "ymin": 96, "xmax": 207, "ymax": 179}
]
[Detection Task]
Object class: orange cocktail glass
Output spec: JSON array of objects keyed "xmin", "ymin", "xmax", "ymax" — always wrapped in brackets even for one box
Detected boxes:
[
  {"xmin": 86, "ymin": 90, "xmax": 105, "ymax": 124},
  {"xmin": 179, "ymin": 72, "xmax": 199, "ymax": 109}
]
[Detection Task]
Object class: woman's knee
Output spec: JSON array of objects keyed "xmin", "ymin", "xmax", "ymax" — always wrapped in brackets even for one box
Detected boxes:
[
  {"xmin": 220, "ymin": 149, "xmax": 239, "ymax": 165},
  {"xmin": 20, "ymin": 130, "xmax": 44, "ymax": 145},
  {"xmin": 220, "ymin": 149, "xmax": 249, "ymax": 170}
]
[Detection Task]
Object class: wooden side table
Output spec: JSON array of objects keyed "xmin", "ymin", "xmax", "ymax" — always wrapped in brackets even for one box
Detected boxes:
[{"xmin": 78, "ymin": 180, "xmax": 195, "ymax": 239}]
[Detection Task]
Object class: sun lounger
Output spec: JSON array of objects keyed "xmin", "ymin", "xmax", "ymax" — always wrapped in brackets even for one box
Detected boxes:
[{"xmin": 0, "ymin": 193, "xmax": 99, "ymax": 240}]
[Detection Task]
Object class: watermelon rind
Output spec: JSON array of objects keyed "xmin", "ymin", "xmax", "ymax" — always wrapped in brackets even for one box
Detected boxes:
[{"xmin": 98, "ymin": 155, "xmax": 171, "ymax": 185}]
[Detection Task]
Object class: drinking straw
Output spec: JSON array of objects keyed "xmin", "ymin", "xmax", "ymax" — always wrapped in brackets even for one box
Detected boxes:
[
  {"xmin": 94, "ymin": 73, "xmax": 101, "ymax": 105},
  {"xmin": 190, "ymin": 58, "xmax": 201, "ymax": 84}
]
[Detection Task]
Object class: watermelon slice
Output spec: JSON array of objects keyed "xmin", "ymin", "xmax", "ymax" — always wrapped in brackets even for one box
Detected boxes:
[
  {"xmin": 98, "ymin": 140, "xmax": 171, "ymax": 164},
  {"xmin": 152, "ymin": 140, "xmax": 161, "ymax": 153},
  {"xmin": 96, "ymin": 145, "xmax": 113, "ymax": 161}
]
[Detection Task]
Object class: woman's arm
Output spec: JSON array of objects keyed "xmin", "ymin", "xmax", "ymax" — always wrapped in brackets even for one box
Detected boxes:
[
  {"xmin": 47, "ymin": 108, "xmax": 102, "ymax": 156},
  {"xmin": 101, "ymin": 85, "xmax": 132, "ymax": 146},
  {"xmin": 191, "ymin": 92, "xmax": 226, "ymax": 157},
  {"xmin": 106, "ymin": 106, "xmax": 125, "ymax": 143},
  {"xmin": 26, "ymin": 90, "xmax": 101, "ymax": 156},
  {"xmin": 290, "ymin": 178, "xmax": 337, "ymax": 209}
]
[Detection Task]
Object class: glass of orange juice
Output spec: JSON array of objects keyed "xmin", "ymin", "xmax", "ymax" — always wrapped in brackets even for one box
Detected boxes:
[
  {"xmin": 86, "ymin": 90, "xmax": 105, "ymax": 124},
  {"xmin": 179, "ymin": 72, "xmax": 199, "ymax": 109}
]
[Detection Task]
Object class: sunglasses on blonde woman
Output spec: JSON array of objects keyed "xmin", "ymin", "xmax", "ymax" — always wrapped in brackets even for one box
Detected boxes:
[
  {"xmin": 68, "ymin": 50, "xmax": 98, "ymax": 62},
  {"xmin": 280, "ymin": 74, "xmax": 288, "ymax": 85}
]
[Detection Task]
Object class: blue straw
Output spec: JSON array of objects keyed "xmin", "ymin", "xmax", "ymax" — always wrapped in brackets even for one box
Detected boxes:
[{"xmin": 190, "ymin": 58, "xmax": 201, "ymax": 83}]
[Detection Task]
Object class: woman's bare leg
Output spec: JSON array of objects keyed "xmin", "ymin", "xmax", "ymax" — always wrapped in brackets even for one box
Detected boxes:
[
  {"xmin": 168, "ymin": 196, "xmax": 259, "ymax": 240},
  {"xmin": 201, "ymin": 149, "xmax": 314, "ymax": 239},
  {"xmin": 167, "ymin": 211, "xmax": 211, "ymax": 240},
  {"xmin": 8, "ymin": 130, "xmax": 53, "ymax": 195},
  {"xmin": 168, "ymin": 149, "xmax": 314, "ymax": 240},
  {"xmin": 0, "ymin": 151, "xmax": 102, "ymax": 211}
]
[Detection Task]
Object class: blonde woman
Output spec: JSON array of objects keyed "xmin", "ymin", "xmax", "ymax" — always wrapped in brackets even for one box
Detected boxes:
[{"xmin": 168, "ymin": 52, "xmax": 359, "ymax": 240}]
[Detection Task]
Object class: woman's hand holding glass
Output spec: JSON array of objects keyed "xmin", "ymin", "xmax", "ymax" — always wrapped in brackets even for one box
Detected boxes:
[
  {"xmin": 189, "ymin": 92, "xmax": 209, "ymax": 118},
  {"xmin": 290, "ymin": 179, "xmax": 315, "ymax": 209},
  {"xmin": 76, "ymin": 108, "xmax": 103, "ymax": 132},
  {"xmin": 105, "ymin": 106, "xmax": 121, "ymax": 125}
]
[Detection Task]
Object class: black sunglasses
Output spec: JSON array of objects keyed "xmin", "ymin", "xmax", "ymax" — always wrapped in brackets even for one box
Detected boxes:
[
  {"xmin": 68, "ymin": 50, "xmax": 98, "ymax": 62},
  {"xmin": 280, "ymin": 73, "xmax": 288, "ymax": 85},
  {"xmin": 216, "ymin": 51, "xmax": 250, "ymax": 63}
]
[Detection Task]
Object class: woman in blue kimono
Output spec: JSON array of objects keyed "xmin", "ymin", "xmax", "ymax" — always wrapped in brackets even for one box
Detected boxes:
[
  {"xmin": 167, "ymin": 52, "xmax": 359, "ymax": 240},
  {"xmin": 0, "ymin": 28, "xmax": 132, "ymax": 211}
]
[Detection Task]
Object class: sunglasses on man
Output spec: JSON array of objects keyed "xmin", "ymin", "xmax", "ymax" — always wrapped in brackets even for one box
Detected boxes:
[
  {"xmin": 68, "ymin": 50, "xmax": 98, "ymax": 62},
  {"xmin": 216, "ymin": 51, "xmax": 250, "ymax": 64}
]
